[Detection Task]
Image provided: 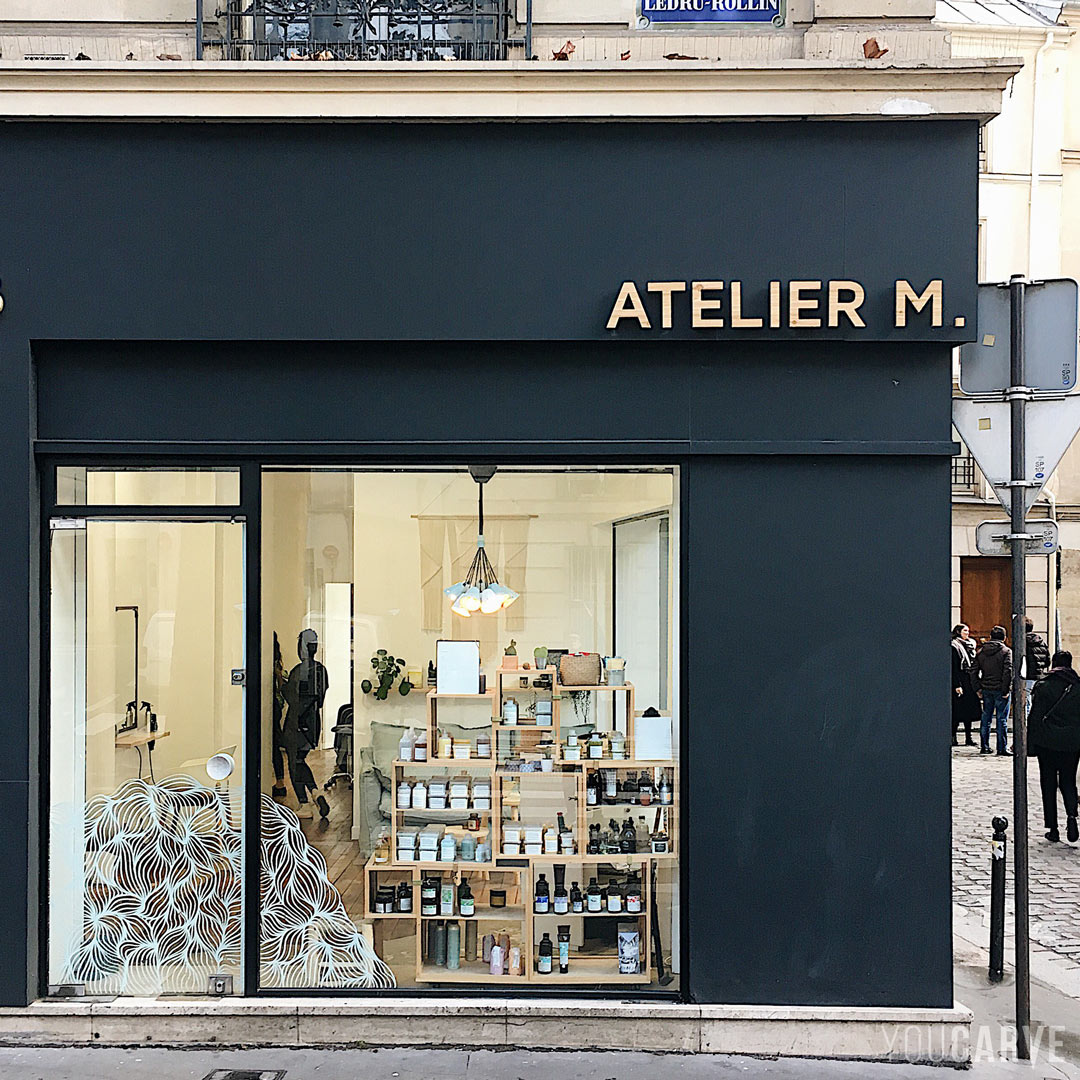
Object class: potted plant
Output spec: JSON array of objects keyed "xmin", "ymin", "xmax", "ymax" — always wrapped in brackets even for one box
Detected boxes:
[
  {"xmin": 361, "ymin": 649, "xmax": 413, "ymax": 700},
  {"xmin": 534, "ymin": 646, "xmax": 548, "ymax": 672},
  {"xmin": 503, "ymin": 639, "xmax": 518, "ymax": 670}
]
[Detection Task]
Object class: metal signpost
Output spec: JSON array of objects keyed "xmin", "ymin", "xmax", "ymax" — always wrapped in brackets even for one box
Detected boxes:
[{"xmin": 954, "ymin": 275, "xmax": 1080, "ymax": 1061}]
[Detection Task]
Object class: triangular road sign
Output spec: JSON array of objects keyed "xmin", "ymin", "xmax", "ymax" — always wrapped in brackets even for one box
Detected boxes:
[{"xmin": 952, "ymin": 395, "xmax": 1080, "ymax": 514}]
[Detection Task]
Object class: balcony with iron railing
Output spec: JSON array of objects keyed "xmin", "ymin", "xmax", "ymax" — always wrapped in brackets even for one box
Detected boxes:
[{"xmin": 207, "ymin": 0, "xmax": 528, "ymax": 61}]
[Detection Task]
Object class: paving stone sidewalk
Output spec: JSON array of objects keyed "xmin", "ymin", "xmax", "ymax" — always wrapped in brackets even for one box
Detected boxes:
[{"xmin": 952, "ymin": 744, "xmax": 1080, "ymax": 973}]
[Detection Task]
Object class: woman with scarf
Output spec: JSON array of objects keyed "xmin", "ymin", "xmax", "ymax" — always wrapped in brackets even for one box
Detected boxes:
[{"xmin": 951, "ymin": 624, "xmax": 980, "ymax": 747}]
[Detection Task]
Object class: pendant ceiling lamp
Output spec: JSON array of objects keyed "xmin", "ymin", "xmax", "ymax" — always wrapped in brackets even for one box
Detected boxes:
[{"xmin": 445, "ymin": 466, "xmax": 519, "ymax": 618}]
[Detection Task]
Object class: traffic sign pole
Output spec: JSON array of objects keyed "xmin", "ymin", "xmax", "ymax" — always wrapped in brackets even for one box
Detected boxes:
[{"xmin": 1009, "ymin": 273, "xmax": 1031, "ymax": 1061}]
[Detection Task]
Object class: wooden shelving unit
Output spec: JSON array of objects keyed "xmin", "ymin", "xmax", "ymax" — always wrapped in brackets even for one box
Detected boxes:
[{"xmin": 365, "ymin": 665, "xmax": 677, "ymax": 986}]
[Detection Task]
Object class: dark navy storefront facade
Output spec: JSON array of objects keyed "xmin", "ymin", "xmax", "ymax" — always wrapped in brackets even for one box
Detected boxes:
[{"xmin": 0, "ymin": 118, "xmax": 970, "ymax": 1009}]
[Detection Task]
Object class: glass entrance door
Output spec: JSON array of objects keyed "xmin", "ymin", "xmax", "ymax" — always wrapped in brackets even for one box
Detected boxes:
[{"xmin": 47, "ymin": 518, "xmax": 246, "ymax": 996}]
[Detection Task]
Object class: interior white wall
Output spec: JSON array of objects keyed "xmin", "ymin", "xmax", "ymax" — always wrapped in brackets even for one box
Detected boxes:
[{"xmin": 48, "ymin": 526, "xmax": 86, "ymax": 983}]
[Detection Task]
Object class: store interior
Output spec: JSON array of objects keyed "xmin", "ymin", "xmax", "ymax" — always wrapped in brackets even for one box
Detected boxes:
[{"xmin": 262, "ymin": 466, "xmax": 681, "ymax": 989}]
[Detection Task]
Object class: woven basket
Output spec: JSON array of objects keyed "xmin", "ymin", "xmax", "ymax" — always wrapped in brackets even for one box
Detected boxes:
[{"xmin": 559, "ymin": 652, "xmax": 602, "ymax": 686}]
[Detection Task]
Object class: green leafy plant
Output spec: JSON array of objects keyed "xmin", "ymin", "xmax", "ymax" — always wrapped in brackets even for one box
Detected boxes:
[
  {"xmin": 361, "ymin": 649, "xmax": 413, "ymax": 700},
  {"xmin": 505, "ymin": 639, "xmax": 517, "ymax": 656},
  {"xmin": 533, "ymin": 646, "xmax": 548, "ymax": 670}
]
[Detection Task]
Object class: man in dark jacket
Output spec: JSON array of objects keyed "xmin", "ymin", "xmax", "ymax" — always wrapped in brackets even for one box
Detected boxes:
[
  {"xmin": 1028, "ymin": 649, "xmax": 1080, "ymax": 843},
  {"xmin": 976, "ymin": 626, "xmax": 1013, "ymax": 756},
  {"xmin": 1024, "ymin": 616, "xmax": 1051, "ymax": 716}
]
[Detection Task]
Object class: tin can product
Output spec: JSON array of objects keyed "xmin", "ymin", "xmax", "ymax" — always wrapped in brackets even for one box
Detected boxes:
[{"xmin": 618, "ymin": 923, "xmax": 640, "ymax": 974}]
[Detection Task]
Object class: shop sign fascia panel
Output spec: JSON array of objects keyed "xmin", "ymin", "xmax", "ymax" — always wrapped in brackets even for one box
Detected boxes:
[{"xmin": 0, "ymin": 59, "xmax": 1020, "ymax": 122}]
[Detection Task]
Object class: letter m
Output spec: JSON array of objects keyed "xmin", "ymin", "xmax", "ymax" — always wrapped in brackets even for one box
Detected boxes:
[{"xmin": 895, "ymin": 279, "xmax": 943, "ymax": 327}]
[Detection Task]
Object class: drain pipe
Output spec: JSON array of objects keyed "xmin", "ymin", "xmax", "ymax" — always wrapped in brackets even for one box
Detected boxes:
[
  {"xmin": 196, "ymin": 0, "xmax": 204, "ymax": 60},
  {"xmin": 1027, "ymin": 30, "xmax": 1054, "ymax": 276}
]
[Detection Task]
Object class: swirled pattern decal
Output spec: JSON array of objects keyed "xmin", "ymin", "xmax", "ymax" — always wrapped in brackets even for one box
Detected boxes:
[
  {"xmin": 260, "ymin": 793, "xmax": 395, "ymax": 990},
  {"xmin": 62, "ymin": 774, "xmax": 394, "ymax": 993}
]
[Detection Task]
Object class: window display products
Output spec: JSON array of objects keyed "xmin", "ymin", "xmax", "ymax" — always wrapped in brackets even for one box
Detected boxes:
[{"xmin": 365, "ymin": 658, "xmax": 678, "ymax": 984}]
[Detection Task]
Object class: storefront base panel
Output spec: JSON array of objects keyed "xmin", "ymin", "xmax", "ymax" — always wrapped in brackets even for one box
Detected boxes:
[{"xmin": 0, "ymin": 999, "xmax": 973, "ymax": 1061}]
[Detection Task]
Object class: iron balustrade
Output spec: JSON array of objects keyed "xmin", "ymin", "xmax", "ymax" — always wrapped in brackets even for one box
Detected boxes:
[
  {"xmin": 952, "ymin": 452, "xmax": 977, "ymax": 490},
  {"xmin": 214, "ymin": 0, "xmax": 526, "ymax": 61}
]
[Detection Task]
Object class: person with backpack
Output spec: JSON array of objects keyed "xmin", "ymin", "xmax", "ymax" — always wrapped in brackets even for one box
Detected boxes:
[
  {"xmin": 975, "ymin": 626, "xmax": 1013, "ymax": 756},
  {"xmin": 1024, "ymin": 616, "xmax": 1051, "ymax": 716},
  {"xmin": 1027, "ymin": 649, "xmax": 1080, "ymax": 844}
]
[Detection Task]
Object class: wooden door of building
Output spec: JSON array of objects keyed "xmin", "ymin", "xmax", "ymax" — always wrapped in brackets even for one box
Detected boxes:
[{"xmin": 960, "ymin": 556, "xmax": 1011, "ymax": 645}]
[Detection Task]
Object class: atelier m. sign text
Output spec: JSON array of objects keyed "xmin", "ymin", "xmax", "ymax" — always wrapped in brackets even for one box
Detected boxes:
[{"xmin": 606, "ymin": 279, "xmax": 962, "ymax": 330}]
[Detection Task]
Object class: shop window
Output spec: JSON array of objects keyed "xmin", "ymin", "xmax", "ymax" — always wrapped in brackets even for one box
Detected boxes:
[
  {"xmin": 47, "ymin": 519, "xmax": 246, "ymax": 995},
  {"xmin": 261, "ymin": 467, "xmax": 681, "ymax": 991},
  {"xmin": 56, "ymin": 467, "xmax": 240, "ymax": 506}
]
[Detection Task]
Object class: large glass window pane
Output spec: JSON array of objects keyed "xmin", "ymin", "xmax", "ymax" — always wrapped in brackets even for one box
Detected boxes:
[
  {"xmin": 260, "ymin": 467, "xmax": 679, "ymax": 992},
  {"xmin": 56, "ymin": 467, "xmax": 240, "ymax": 506},
  {"xmin": 48, "ymin": 519, "xmax": 246, "ymax": 995}
]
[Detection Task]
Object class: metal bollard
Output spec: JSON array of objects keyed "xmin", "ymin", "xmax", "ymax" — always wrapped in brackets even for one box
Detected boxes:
[{"xmin": 990, "ymin": 816, "xmax": 1008, "ymax": 983}]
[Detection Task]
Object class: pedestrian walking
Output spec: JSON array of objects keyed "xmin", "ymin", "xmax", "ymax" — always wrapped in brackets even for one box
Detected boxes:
[
  {"xmin": 976, "ymin": 626, "xmax": 1013, "ymax": 756},
  {"xmin": 1027, "ymin": 649, "xmax": 1080, "ymax": 844},
  {"xmin": 951, "ymin": 624, "xmax": 980, "ymax": 747},
  {"xmin": 1023, "ymin": 616, "xmax": 1051, "ymax": 716}
]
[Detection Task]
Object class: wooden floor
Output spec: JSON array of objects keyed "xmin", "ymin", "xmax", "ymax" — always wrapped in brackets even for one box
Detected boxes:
[{"xmin": 278, "ymin": 747, "xmax": 368, "ymax": 921}]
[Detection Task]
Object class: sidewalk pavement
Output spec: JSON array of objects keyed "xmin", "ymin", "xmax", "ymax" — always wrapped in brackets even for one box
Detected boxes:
[{"xmin": 952, "ymin": 743, "xmax": 1080, "ymax": 984}]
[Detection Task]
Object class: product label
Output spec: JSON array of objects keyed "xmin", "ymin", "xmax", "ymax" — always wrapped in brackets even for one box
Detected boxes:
[
  {"xmin": 535, "ymin": 898, "xmax": 549, "ymax": 913},
  {"xmin": 607, "ymin": 896, "xmax": 622, "ymax": 913},
  {"xmin": 559, "ymin": 941, "xmax": 569, "ymax": 969},
  {"xmin": 572, "ymin": 900, "xmax": 583, "ymax": 913},
  {"xmin": 399, "ymin": 897, "xmax": 412, "ymax": 912},
  {"xmin": 587, "ymin": 895, "xmax": 602, "ymax": 912},
  {"xmin": 461, "ymin": 899, "xmax": 474, "ymax": 916},
  {"xmin": 554, "ymin": 896, "xmax": 568, "ymax": 914},
  {"xmin": 422, "ymin": 902, "xmax": 436, "ymax": 915},
  {"xmin": 538, "ymin": 955, "xmax": 552, "ymax": 973},
  {"xmin": 627, "ymin": 897, "xmax": 641, "ymax": 913}
]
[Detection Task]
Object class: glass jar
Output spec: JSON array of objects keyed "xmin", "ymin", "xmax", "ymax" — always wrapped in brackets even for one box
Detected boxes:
[
  {"xmin": 610, "ymin": 731, "xmax": 626, "ymax": 760},
  {"xmin": 374, "ymin": 833, "xmax": 390, "ymax": 864},
  {"xmin": 588, "ymin": 733, "xmax": 605, "ymax": 759},
  {"xmin": 396, "ymin": 781, "xmax": 412, "ymax": 809}
]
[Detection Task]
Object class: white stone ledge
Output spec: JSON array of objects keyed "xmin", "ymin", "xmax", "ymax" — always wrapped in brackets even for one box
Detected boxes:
[
  {"xmin": 0, "ymin": 58, "xmax": 1021, "ymax": 121},
  {"xmin": 0, "ymin": 997, "xmax": 974, "ymax": 1061}
]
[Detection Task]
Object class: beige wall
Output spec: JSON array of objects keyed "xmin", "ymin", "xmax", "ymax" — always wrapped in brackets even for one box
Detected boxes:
[
  {"xmin": 4, "ymin": 1, "xmax": 190, "ymax": 21},
  {"xmin": 82, "ymin": 519, "xmax": 245, "ymax": 797}
]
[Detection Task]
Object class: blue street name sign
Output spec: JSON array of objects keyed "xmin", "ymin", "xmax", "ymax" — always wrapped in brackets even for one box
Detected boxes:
[{"xmin": 641, "ymin": 0, "xmax": 782, "ymax": 24}]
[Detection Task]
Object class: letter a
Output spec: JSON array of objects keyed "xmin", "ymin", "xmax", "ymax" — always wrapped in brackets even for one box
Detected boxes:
[{"xmin": 607, "ymin": 281, "xmax": 651, "ymax": 330}]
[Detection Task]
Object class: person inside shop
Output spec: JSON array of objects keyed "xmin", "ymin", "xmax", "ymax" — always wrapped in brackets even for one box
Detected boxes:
[
  {"xmin": 975, "ymin": 626, "xmax": 1013, "ymax": 757},
  {"xmin": 282, "ymin": 627, "xmax": 331, "ymax": 821},
  {"xmin": 272, "ymin": 632, "xmax": 288, "ymax": 800},
  {"xmin": 1023, "ymin": 616, "xmax": 1051, "ymax": 717},
  {"xmin": 951, "ymin": 624, "xmax": 979, "ymax": 747},
  {"xmin": 1027, "ymin": 649, "xmax": 1080, "ymax": 844}
]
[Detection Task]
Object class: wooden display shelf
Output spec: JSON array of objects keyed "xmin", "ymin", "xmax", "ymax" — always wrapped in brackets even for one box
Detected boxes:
[
  {"xmin": 365, "ymin": 910, "xmax": 417, "ymax": 920},
  {"xmin": 528, "ymin": 958, "xmax": 651, "ymax": 984},
  {"xmin": 556, "ymin": 683, "xmax": 635, "ymax": 692},
  {"xmin": 393, "ymin": 759, "xmax": 495, "ymax": 769},
  {"xmin": 532, "ymin": 908, "xmax": 646, "ymax": 919},
  {"xmin": 397, "ymin": 860, "xmax": 496, "ymax": 869},
  {"xmin": 419, "ymin": 905, "xmax": 526, "ymax": 920},
  {"xmin": 493, "ymin": 852, "xmax": 671, "ymax": 864},
  {"xmin": 369, "ymin": 658, "xmax": 676, "ymax": 987},
  {"xmin": 416, "ymin": 961, "xmax": 526, "ymax": 984}
]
